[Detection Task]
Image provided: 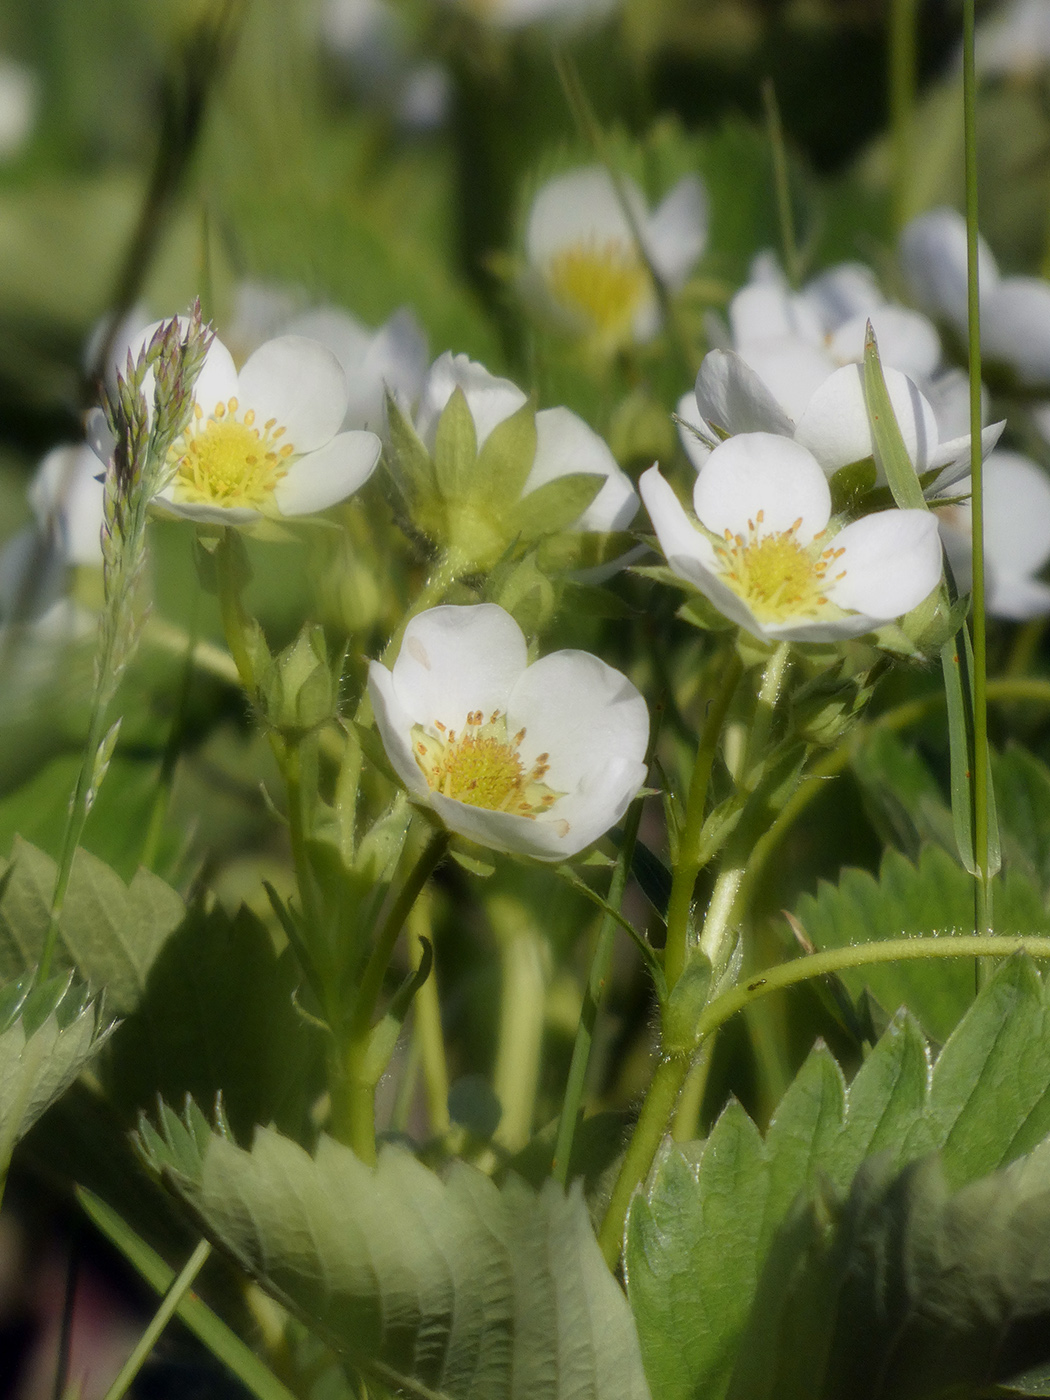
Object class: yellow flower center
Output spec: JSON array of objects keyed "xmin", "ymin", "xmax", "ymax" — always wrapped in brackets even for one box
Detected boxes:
[
  {"xmin": 412, "ymin": 710, "xmax": 562, "ymax": 819},
  {"xmin": 714, "ymin": 511, "xmax": 846, "ymax": 623},
  {"xmin": 171, "ymin": 398, "xmax": 296, "ymax": 511},
  {"xmin": 545, "ymin": 239, "xmax": 649, "ymax": 345}
]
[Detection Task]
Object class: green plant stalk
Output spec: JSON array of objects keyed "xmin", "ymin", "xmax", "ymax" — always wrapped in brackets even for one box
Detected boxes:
[
  {"xmin": 598, "ymin": 1051, "xmax": 690, "ymax": 1266},
  {"xmin": 489, "ymin": 899, "xmax": 547, "ymax": 1155},
  {"xmin": 140, "ymin": 612, "xmax": 198, "ymax": 870},
  {"xmin": 761, "ymin": 80, "xmax": 801, "ymax": 287},
  {"xmin": 215, "ymin": 529, "xmax": 259, "ymax": 692},
  {"xmin": 663, "ymin": 648, "xmax": 744, "ymax": 990},
  {"xmin": 693, "ymin": 934, "xmax": 1050, "ymax": 1042},
  {"xmin": 962, "ymin": 0, "xmax": 993, "ymax": 950},
  {"xmin": 337, "ymin": 828, "xmax": 449, "ymax": 1161},
  {"xmin": 889, "ymin": 0, "xmax": 919, "ymax": 236},
  {"xmin": 671, "ymin": 1038, "xmax": 713, "ymax": 1142},
  {"xmin": 101, "ymin": 1240, "xmax": 212, "ymax": 1400},
  {"xmin": 407, "ymin": 892, "xmax": 450, "ymax": 1137},
  {"xmin": 552, "ymin": 791, "xmax": 645, "ymax": 1185}
]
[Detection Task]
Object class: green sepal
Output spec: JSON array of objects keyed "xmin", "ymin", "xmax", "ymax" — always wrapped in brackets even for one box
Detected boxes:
[
  {"xmin": 433, "ymin": 385, "xmax": 479, "ymax": 503},
  {"xmin": 509, "ymin": 472, "xmax": 605, "ymax": 540},
  {"xmin": 829, "ymin": 456, "xmax": 878, "ymax": 516},
  {"xmin": 384, "ymin": 392, "xmax": 439, "ymax": 516},
  {"xmin": 863, "ymin": 324, "xmax": 927, "ymax": 512},
  {"xmin": 473, "ymin": 398, "xmax": 538, "ymax": 508}
]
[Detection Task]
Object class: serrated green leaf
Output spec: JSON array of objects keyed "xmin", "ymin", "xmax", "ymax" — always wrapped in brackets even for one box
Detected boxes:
[
  {"xmin": 627, "ymin": 958, "xmax": 1050, "ymax": 1400},
  {"xmin": 104, "ymin": 901, "xmax": 325, "ymax": 1141},
  {"xmin": 849, "ymin": 729, "xmax": 955, "ymax": 861},
  {"xmin": 0, "ymin": 838, "xmax": 184, "ymax": 1015},
  {"xmin": 793, "ymin": 845, "xmax": 1045, "ymax": 1041},
  {"xmin": 511, "ymin": 473, "xmax": 605, "ymax": 540},
  {"xmin": 993, "ymin": 745, "xmax": 1050, "ymax": 898},
  {"xmin": 728, "ymin": 1143, "xmax": 1050, "ymax": 1400},
  {"xmin": 141, "ymin": 1119, "xmax": 651, "ymax": 1400},
  {"xmin": 0, "ymin": 978, "xmax": 111, "ymax": 1170}
]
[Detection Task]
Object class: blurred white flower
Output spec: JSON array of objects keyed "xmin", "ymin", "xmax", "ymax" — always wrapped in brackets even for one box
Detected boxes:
[
  {"xmin": 444, "ymin": 0, "xmax": 620, "ymax": 30},
  {"xmin": 522, "ymin": 166, "xmax": 707, "ymax": 353},
  {"xmin": 114, "ymin": 324, "xmax": 382, "ymax": 526},
  {"xmin": 975, "ymin": 0, "xmax": 1050, "ymax": 77},
  {"xmin": 0, "ymin": 445, "xmax": 103, "ymax": 632},
  {"xmin": 415, "ymin": 352, "xmax": 639, "ymax": 531},
  {"xmin": 223, "ymin": 284, "xmax": 428, "ymax": 433},
  {"xmin": 321, "ymin": 0, "xmax": 450, "ymax": 129},
  {"xmin": 368, "ymin": 604, "xmax": 649, "ymax": 858},
  {"xmin": 679, "ymin": 351, "xmax": 1002, "ymax": 495},
  {"xmin": 901, "ymin": 206, "xmax": 1050, "ymax": 390},
  {"xmin": 640, "ymin": 434, "xmax": 943, "ymax": 642},
  {"xmin": 937, "ymin": 451, "xmax": 1050, "ymax": 618},
  {"xmin": 0, "ymin": 57, "xmax": 36, "ymax": 161}
]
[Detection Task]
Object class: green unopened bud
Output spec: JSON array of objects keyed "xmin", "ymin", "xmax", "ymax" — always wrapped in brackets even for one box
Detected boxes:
[{"xmin": 259, "ymin": 624, "xmax": 339, "ymax": 736}]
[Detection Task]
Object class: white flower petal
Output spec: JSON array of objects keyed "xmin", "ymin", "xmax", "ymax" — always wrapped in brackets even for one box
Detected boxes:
[
  {"xmin": 729, "ymin": 282, "xmax": 823, "ymax": 349},
  {"xmin": 505, "ymin": 649, "xmax": 648, "ymax": 794},
  {"xmin": 640, "ymin": 465, "xmax": 717, "ymax": 569},
  {"xmin": 644, "ymin": 175, "xmax": 707, "ymax": 288},
  {"xmin": 237, "ymin": 335, "xmax": 348, "ymax": 452},
  {"xmin": 737, "ymin": 342, "xmax": 837, "ymax": 422},
  {"xmin": 526, "ymin": 408, "xmax": 638, "ymax": 531},
  {"xmin": 694, "ymin": 349, "xmax": 796, "ymax": 437},
  {"xmin": 0, "ymin": 525, "xmax": 66, "ymax": 621},
  {"xmin": 927, "ymin": 420, "xmax": 1006, "ymax": 484},
  {"xmin": 390, "ymin": 604, "xmax": 527, "ymax": 733},
  {"xmin": 802, "ymin": 262, "xmax": 885, "ymax": 330},
  {"xmin": 794, "ymin": 363, "xmax": 939, "ymax": 476},
  {"xmin": 525, "ymin": 166, "xmax": 642, "ymax": 266},
  {"xmin": 367, "ymin": 660, "xmax": 431, "ymax": 798},
  {"xmin": 149, "ymin": 490, "xmax": 262, "ymax": 526},
  {"xmin": 28, "ymin": 445, "xmax": 105, "ymax": 566},
  {"xmin": 828, "ymin": 509, "xmax": 942, "ymax": 618},
  {"xmin": 415, "ymin": 352, "xmax": 526, "ymax": 450},
  {"xmin": 693, "ymin": 433, "xmax": 831, "ymax": 543},
  {"xmin": 828, "ymin": 305, "xmax": 941, "ymax": 380},
  {"xmin": 988, "ymin": 573, "xmax": 1050, "ymax": 619},
  {"xmin": 985, "ymin": 451, "xmax": 1050, "ymax": 578},
  {"xmin": 923, "ymin": 366, "xmax": 973, "ymax": 441},
  {"xmin": 983, "ymin": 277, "xmax": 1050, "ymax": 386},
  {"xmin": 900, "ymin": 207, "xmax": 998, "ymax": 332},
  {"xmin": 272, "ymin": 430, "xmax": 381, "ymax": 516}
]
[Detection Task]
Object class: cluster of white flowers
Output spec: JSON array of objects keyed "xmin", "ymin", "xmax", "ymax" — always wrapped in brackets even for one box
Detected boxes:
[{"xmin": 10, "ymin": 153, "xmax": 1050, "ymax": 864}]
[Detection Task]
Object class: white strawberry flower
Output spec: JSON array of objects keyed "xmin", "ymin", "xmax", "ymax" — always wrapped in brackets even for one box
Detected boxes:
[
  {"xmin": 442, "ymin": 0, "xmax": 620, "ymax": 32},
  {"xmin": 415, "ymin": 352, "xmax": 639, "ymax": 532},
  {"xmin": 522, "ymin": 166, "xmax": 707, "ymax": 353},
  {"xmin": 114, "ymin": 323, "xmax": 382, "ymax": 526},
  {"xmin": 678, "ymin": 350, "xmax": 1003, "ymax": 496},
  {"xmin": 641, "ymin": 433, "xmax": 943, "ymax": 643},
  {"xmin": 368, "ymin": 604, "xmax": 649, "ymax": 859},
  {"xmin": 937, "ymin": 451, "xmax": 1050, "ymax": 619}
]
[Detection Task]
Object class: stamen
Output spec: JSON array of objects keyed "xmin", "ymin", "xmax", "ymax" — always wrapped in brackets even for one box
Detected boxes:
[{"xmin": 411, "ymin": 710, "xmax": 563, "ymax": 820}]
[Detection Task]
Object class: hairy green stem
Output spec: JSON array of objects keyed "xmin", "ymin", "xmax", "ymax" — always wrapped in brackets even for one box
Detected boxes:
[
  {"xmin": 407, "ymin": 892, "xmax": 450, "ymax": 1138},
  {"xmin": 337, "ymin": 829, "xmax": 449, "ymax": 1162},
  {"xmin": 694, "ymin": 935, "xmax": 1050, "ymax": 1043},
  {"xmin": 101, "ymin": 1240, "xmax": 212, "ymax": 1400},
  {"xmin": 489, "ymin": 897, "xmax": 548, "ymax": 1156},
  {"xmin": 664, "ymin": 649, "xmax": 744, "ymax": 990},
  {"xmin": 598, "ymin": 1052, "xmax": 690, "ymax": 1266},
  {"xmin": 552, "ymin": 792, "xmax": 646, "ymax": 1185}
]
